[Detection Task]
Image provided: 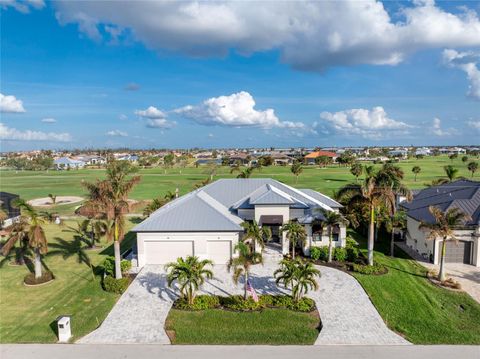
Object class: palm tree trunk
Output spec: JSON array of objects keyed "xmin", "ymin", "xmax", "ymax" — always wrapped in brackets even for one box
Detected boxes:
[
  {"xmin": 439, "ymin": 238, "xmax": 447, "ymax": 282},
  {"xmin": 327, "ymin": 228, "xmax": 333, "ymax": 263},
  {"xmin": 390, "ymin": 226, "xmax": 395, "ymax": 257},
  {"xmin": 244, "ymin": 272, "xmax": 248, "ymax": 300},
  {"xmin": 368, "ymin": 205, "xmax": 375, "ymax": 266},
  {"xmin": 34, "ymin": 248, "xmax": 42, "ymax": 279},
  {"xmin": 291, "ymin": 239, "xmax": 295, "ymax": 259},
  {"xmin": 114, "ymin": 240, "xmax": 122, "ymax": 279}
]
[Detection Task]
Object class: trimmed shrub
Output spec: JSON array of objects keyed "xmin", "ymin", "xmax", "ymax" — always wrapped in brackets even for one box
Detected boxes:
[
  {"xmin": 174, "ymin": 295, "xmax": 220, "ymax": 310},
  {"xmin": 351, "ymin": 263, "xmax": 387, "ymax": 275},
  {"xmin": 346, "ymin": 246, "xmax": 359, "ymax": 262},
  {"xmin": 310, "ymin": 246, "xmax": 328, "ymax": 261},
  {"xmin": 103, "ymin": 275, "xmax": 130, "ymax": 294},
  {"xmin": 220, "ymin": 295, "xmax": 262, "ymax": 311},
  {"xmin": 103, "ymin": 256, "xmax": 132, "ymax": 276},
  {"xmin": 333, "ymin": 247, "xmax": 347, "ymax": 262},
  {"xmin": 24, "ymin": 271, "xmax": 54, "ymax": 285}
]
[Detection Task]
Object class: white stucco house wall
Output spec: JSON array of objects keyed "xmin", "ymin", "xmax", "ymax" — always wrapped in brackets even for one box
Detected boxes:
[
  {"xmin": 402, "ymin": 179, "xmax": 480, "ymax": 267},
  {"xmin": 132, "ymin": 178, "xmax": 345, "ymax": 267}
]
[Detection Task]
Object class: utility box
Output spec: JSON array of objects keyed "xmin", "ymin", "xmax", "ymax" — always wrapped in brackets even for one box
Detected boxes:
[{"xmin": 57, "ymin": 316, "xmax": 72, "ymax": 342}]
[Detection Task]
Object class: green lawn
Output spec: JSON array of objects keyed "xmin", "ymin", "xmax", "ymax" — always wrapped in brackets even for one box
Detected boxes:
[
  {"xmin": 351, "ymin": 232, "xmax": 480, "ymax": 344},
  {"xmin": 0, "ymin": 220, "xmax": 136, "ymax": 343},
  {"xmin": 165, "ymin": 308, "xmax": 320, "ymax": 345}
]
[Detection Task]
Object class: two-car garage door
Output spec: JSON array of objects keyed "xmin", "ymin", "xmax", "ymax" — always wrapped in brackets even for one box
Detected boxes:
[
  {"xmin": 143, "ymin": 240, "xmax": 232, "ymax": 264},
  {"xmin": 445, "ymin": 240, "xmax": 472, "ymax": 264}
]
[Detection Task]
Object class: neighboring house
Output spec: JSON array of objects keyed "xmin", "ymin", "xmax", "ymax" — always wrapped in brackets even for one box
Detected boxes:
[
  {"xmin": 269, "ymin": 152, "xmax": 294, "ymax": 166},
  {"xmin": 132, "ymin": 178, "xmax": 345, "ymax": 266},
  {"xmin": 401, "ymin": 180, "xmax": 480, "ymax": 267},
  {"xmin": 438, "ymin": 147, "xmax": 467, "ymax": 155},
  {"xmin": 76, "ymin": 155, "xmax": 106, "ymax": 165},
  {"xmin": 415, "ymin": 147, "xmax": 431, "ymax": 156},
  {"xmin": 304, "ymin": 150, "xmax": 338, "ymax": 165},
  {"xmin": 388, "ymin": 149, "xmax": 409, "ymax": 158},
  {"xmin": 54, "ymin": 157, "xmax": 86, "ymax": 169},
  {"xmin": 115, "ymin": 154, "xmax": 139, "ymax": 162},
  {"xmin": 195, "ymin": 158, "xmax": 222, "ymax": 166},
  {"xmin": 0, "ymin": 192, "xmax": 20, "ymax": 228}
]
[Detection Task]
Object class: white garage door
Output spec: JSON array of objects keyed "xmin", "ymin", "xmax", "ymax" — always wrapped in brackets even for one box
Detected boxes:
[
  {"xmin": 207, "ymin": 241, "xmax": 232, "ymax": 265},
  {"xmin": 144, "ymin": 241, "xmax": 194, "ymax": 264}
]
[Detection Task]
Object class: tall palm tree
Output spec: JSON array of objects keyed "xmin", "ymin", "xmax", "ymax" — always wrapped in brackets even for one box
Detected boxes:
[
  {"xmin": 241, "ymin": 220, "xmax": 272, "ymax": 253},
  {"xmin": 281, "ymin": 220, "xmax": 307, "ymax": 259},
  {"xmin": 419, "ymin": 206, "xmax": 470, "ymax": 282},
  {"xmin": 165, "ymin": 256, "xmax": 213, "ymax": 305},
  {"xmin": 412, "ymin": 166, "xmax": 421, "ymax": 182},
  {"xmin": 337, "ymin": 172, "xmax": 396, "ymax": 266},
  {"xmin": 443, "ymin": 165, "xmax": 459, "ymax": 182},
  {"xmin": 383, "ymin": 209, "xmax": 407, "ymax": 257},
  {"xmin": 274, "ymin": 258, "xmax": 320, "ymax": 302},
  {"xmin": 468, "ymin": 161, "xmax": 478, "ymax": 178},
  {"xmin": 2, "ymin": 199, "xmax": 49, "ymax": 278},
  {"xmin": 228, "ymin": 242, "xmax": 263, "ymax": 299},
  {"xmin": 317, "ymin": 209, "xmax": 348, "ymax": 262},
  {"xmin": 290, "ymin": 161, "xmax": 303, "ymax": 184},
  {"xmin": 350, "ymin": 162, "xmax": 363, "ymax": 182},
  {"xmin": 82, "ymin": 160, "xmax": 141, "ymax": 279}
]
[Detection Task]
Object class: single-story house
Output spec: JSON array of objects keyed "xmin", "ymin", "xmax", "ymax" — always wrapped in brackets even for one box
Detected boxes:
[
  {"xmin": 54, "ymin": 157, "xmax": 86, "ymax": 169},
  {"xmin": 304, "ymin": 150, "xmax": 337, "ymax": 165},
  {"xmin": 0, "ymin": 192, "xmax": 21, "ymax": 228},
  {"xmin": 401, "ymin": 179, "xmax": 480, "ymax": 267},
  {"xmin": 132, "ymin": 178, "xmax": 345, "ymax": 266}
]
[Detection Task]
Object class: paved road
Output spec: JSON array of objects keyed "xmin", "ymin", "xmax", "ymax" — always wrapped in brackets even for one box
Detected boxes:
[
  {"xmin": 80, "ymin": 250, "xmax": 407, "ymax": 345},
  {"xmin": 2, "ymin": 344, "xmax": 479, "ymax": 359}
]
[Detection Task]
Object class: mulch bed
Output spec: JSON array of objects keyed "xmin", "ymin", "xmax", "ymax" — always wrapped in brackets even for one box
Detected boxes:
[{"xmin": 24, "ymin": 271, "xmax": 55, "ymax": 286}]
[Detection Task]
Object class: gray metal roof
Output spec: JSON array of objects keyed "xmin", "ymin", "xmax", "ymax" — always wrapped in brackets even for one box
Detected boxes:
[
  {"xmin": 133, "ymin": 178, "xmax": 340, "ymax": 232},
  {"xmin": 402, "ymin": 179, "xmax": 480, "ymax": 226}
]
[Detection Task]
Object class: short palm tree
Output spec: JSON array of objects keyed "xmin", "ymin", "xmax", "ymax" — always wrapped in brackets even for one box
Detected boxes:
[
  {"xmin": 48, "ymin": 193, "xmax": 57, "ymax": 205},
  {"xmin": 468, "ymin": 161, "xmax": 478, "ymax": 178},
  {"xmin": 350, "ymin": 162, "xmax": 363, "ymax": 182},
  {"xmin": 412, "ymin": 166, "xmax": 421, "ymax": 182},
  {"xmin": 274, "ymin": 258, "xmax": 320, "ymax": 302},
  {"xmin": 419, "ymin": 206, "xmax": 470, "ymax": 282},
  {"xmin": 444, "ymin": 165, "xmax": 459, "ymax": 182},
  {"xmin": 383, "ymin": 209, "xmax": 407, "ymax": 257},
  {"xmin": 281, "ymin": 220, "xmax": 306, "ymax": 259},
  {"xmin": 165, "ymin": 256, "xmax": 213, "ymax": 305},
  {"xmin": 228, "ymin": 242, "xmax": 262, "ymax": 299},
  {"xmin": 317, "ymin": 209, "xmax": 348, "ymax": 262},
  {"xmin": 241, "ymin": 220, "xmax": 271, "ymax": 253},
  {"xmin": 1, "ymin": 216, "xmax": 30, "ymax": 266},
  {"xmin": 290, "ymin": 161, "xmax": 303, "ymax": 184},
  {"xmin": 236, "ymin": 167, "xmax": 254, "ymax": 179}
]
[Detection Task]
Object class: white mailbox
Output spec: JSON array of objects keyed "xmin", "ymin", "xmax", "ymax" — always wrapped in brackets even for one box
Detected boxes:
[{"xmin": 57, "ymin": 316, "xmax": 71, "ymax": 342}]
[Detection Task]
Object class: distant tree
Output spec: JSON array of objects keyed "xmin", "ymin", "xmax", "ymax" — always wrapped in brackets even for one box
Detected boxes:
[
  {"xmin": 337, "ymin": 151, "xmax": 355, "ymax": 166},
  {"xmin": 350, "ymin": 162, "xmax": 363, "ymax": 182},
  {"xmin": 315, "ymin": 155, "xmax": 332, "ymax": 168},
  {"xmin": 461, "ymin": 155, "xmax": 469, "ymax": 164},
  {"xmin": 468, "ymin": 161, "xmax": 478, "ymax": 178},
  {"xmin": 259, "ymin": 156, "xmax": 273, "ymax": 166},
  {"xmin": 221, "ymin": 156, "xmax": 230, "ymax": 166},
  {"xmin": 163, "ymin": 153, "xmax": 175, "ymax": 173},
  {"xmin": 48, "ymin": 193, "xmax": 57, "ymax": 205},
  {"xmin": 412, "ymin": 166, "xmax": 421, "ymax": 182},
  {"xmin": 290, "ymin": 161, "xmax": 303, "ymax": 184},
  {"xmin": 443, "ymin": 165, "xmax": 459, "ymax": 182},
  {"xmin": 449, "ymin": 153, "xmax": 458, "ymax": 162},
  {"xmin": 415, "ymin": 154, "xmax": 424, "ymax": 160}
]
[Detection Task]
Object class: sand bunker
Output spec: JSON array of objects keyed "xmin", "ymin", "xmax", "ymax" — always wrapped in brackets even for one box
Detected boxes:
[{"xmin": 28, "ymin": 196, "xmax": 84, "ymax": 207}]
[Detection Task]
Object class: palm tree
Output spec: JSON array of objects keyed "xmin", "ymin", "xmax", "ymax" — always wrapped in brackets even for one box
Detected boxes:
[
  {"xmin": 1, "ymin": 216, "xmax": 30, "ymax": 266},
  {"xmin": 143, "ymin": 190, "xmax": 177, "ymax": 216},
  {"xmin": 48, "ymin": 193, "xmax": 57, "ymax": 205},
  {"xmin": 165, "ymin": 256, "xmax": 213, "ymax": 305},
  {"xmin": 412, "ymin": 166, "xmax": 421, "ymax": 182},
  {"xmin": 241, "ymin": 220, "xmax": 272, "ymax": 253},
  {"xmin": 383, "ymin": 210, "xmax": 407, "ymax": 257},
  {"xmin": 3, "ymin": 199, "xmax": 49, "ymax": 278},
  {"xmin": 461, "ymin": 156, "xmax": 469, "ymax": 164},
  {"xmin": 443, "ymin": 165, "xmax": 459, "ymax": 182},
  {"xmin": 81, "ymin": 160, "xmax": 141, "ymax": 279},
  {"xmin": 419, "ymin": 206, "xmax": 470, "ymax": 282},
  {"xmin": 274, "ymin": 258, "xmax": 320, "ymax": 302},
  {"xmin": 337, "ymin": 172, "xmax": 396, "ymax": 266},
  {"xmin": 228, "ymin": 242, "xmax": 262, "ymax": 299},
  {"xmin": 468, "ymin": 161, "xmax": 478, "ymax": 178},
  {"xmin": 235, "ymin": 167, "xmax": 254, "ymax": 179},
  {"xmin": 281, "ymin": 220, "xmax": 306, "ymax": 259},
  {"xmin": 64, "ymin": 219, "xmax": 107, "ymax": 249},
  {"xmin": 350, "ymin": 162, "xmax": 363, "ymax": 182},
  {"xmin": 290, "ymin": 161, "xmax": 303, "ymax": 184},
  {"xmin": 317, "ymin": 209, "xmax": 348, "ymax": 262}
]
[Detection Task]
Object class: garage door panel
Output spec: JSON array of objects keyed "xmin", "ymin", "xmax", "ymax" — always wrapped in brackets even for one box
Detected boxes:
[
  {"xmin": 445, "ymin": 241, "xmax": 471, "ymax": 264},
  {"xmin": 207, "ymin": 241, "xmax": 231, "ymax": 265},
  {"xmin": 145, "ymin": 241, "xmax": 194, "ymax": 264}
]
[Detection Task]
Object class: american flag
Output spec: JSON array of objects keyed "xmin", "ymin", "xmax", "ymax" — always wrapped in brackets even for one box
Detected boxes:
[{"xmin": 246, "ymin": 279, "xmax": 259, "ymax": 302}]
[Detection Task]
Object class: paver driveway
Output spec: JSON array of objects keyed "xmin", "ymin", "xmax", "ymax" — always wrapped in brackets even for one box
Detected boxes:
[{"xmin": 79, "ymin": 253, "xmax": 408, "ymax": 345}]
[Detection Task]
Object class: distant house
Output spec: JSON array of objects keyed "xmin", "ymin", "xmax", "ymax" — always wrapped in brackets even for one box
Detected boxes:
[
  {"xmin": 54, "ymin": 157, "xmax": 86, "ymax": 169},
  {"xmin": 115, "ymin": 154, "xmax": 139, "ymax": 162},
  {"xmin": 269, "ymin": 152, "xmax": 294, "ymax": 166},
  {"xmin": 439, "ymin": 147, "xmax": 467, "ymax": 155},
  {"xmin": 229, "ymin": 153, "xmax": 251, "ymax": 166},
  {"xmin": 388, "ymin": 149, "xmax": 409, "ymax": 158},
  {"xmin": 76, "ymin": 155, "xmax": 106, "ymax": 165},
  {"xmin": 304, "ymin": 150, "xmax": 337, "ymax": 165},
  {"xmin": 401, "ymin": 180, "xmax": 480, "ymax": 267},
  {"xmin": 415, "ymin": 147, "xmax": 431, "ymax": 156},
  {"xmin": 195, "ymin": 158, "xmax": 222, "ymax": 166},
  {"xmin": 0, "ymin": 192, "xmax": 20, "ymax": 228}
]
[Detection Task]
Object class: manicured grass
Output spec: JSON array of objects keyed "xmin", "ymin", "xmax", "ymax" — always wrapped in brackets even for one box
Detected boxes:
[
  {"xmin": 351, "ymin": 232, "xmax": 480, "ymax": 344},
  {"xmin": 165, "ymin": 308, "xmax": 320, "ymax": 345},
  {"xmin": 0, "ymin": 220, "xmax": 135, "ymax": 343}
]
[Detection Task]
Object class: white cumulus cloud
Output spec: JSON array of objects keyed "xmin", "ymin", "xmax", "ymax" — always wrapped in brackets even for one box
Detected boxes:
[
  {"xmin": 135, "ymin": 106, "xmax": 175, "ymax": 129},
  {"xmin": 0, "ymin": 0, "xmax": 44, "ymax": 13},
  {"xmin": 41, "ymin": 118, "xmax": 56, "ymax": 123},
  {"xmin": 106, "ymin": 129, "xmax": 128, "ymax": 137},
  {"xmin": 318, "ymin": 106, "xmax": 410, "ymax": 139},
  {"xmin": 176, "ymin": 91, "xmax": 305, "ymax": 129},
  {"xmin": 0, "ymin": 123, "xmax": 71, "ymax": 142},
  {"xmin": 0, "ymin": 93, "xmax": 26, "ymax": 113},
  {"xmin": 443, "ymin": 49, "xmax": 480, "ymax": 101},
  {"xmin": 53, "ymin": 1, "xmax": 480, "ymax": 71},
  {"xmin": 146, "ymin": 118, "xmax": 175, "ymax": 129},
  {"xmin": 135, "ymin": 106, "xmax": 166, "ymax": 119},
  {"xmin": 431, "ymin": 117, "xmax": 458, "ymax": 137},
  {"xmin": 467, "ymin": 120, "xmax": 480, "ymax": 131}
]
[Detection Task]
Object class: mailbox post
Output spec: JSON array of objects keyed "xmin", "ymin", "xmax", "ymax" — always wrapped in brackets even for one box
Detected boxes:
[{"xmin": 57, "ymin": 316, "xmax": 71, "ymax": 342}]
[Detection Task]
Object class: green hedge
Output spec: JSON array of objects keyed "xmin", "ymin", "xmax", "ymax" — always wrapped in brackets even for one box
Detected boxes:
[
  {"xmin": 102, "ymin": 256, "xmax": 132, "ymax": 277},
  {"xmin": 103, "ymin": 275, "xmax": 130, "ymax": 294},
  {"xmin": 351, "ymin": 263, "xmax": 388, "ymax": 275}
]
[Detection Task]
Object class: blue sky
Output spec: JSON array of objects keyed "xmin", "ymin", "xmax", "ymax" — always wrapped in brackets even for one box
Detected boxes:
[{"xmin": 1, "ymin": 0, "xmax": 479, "ymax": 151}]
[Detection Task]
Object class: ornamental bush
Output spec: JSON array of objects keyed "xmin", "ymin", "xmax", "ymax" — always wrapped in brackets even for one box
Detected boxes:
[
  {"xmin": 333, "ymin": 247, "xmax": 347, "ymax": 262},
  {"xmin": 310, "ymin": 246, "xmax": 328, "ymax": 261},
  {"xmin": 103, "ymin": 256, "xmax": 132, "ymax": 276},
  {"xmin": 351, "ymin": 263, "xmax": 387, "ymax": 275},
  {"xmin": 174, "ymin": 295, "xmax": 220, "ymax": 310},
  {"xmin": 103, "ymin": 275, "xmax": 130, "ymax": 294}
]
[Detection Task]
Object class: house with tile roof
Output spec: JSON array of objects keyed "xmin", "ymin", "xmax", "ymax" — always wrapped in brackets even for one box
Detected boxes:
[
  {"xmin": 401, "ymin": 179, "xmax": 480, "ymax": 267},
  {"xmin": 132, "ymin": 178, "xmax": 345, "ymax": 266},
  {"xmin": 304, "ymin": 150, "xmax": 338, "ymax": 165}
]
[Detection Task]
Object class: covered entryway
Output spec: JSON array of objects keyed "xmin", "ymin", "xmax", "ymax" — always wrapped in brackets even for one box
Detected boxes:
[
  {"xmin": 207, "ymin": 240, "xmax": 231, "ymax": 264},
  {"xmin": 144, "ymin": 241, "xmax": 194, "ymax": 264},
  {"xmin": 445, "ymin": 240, "xmax": 472, "ymax": 264}
]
